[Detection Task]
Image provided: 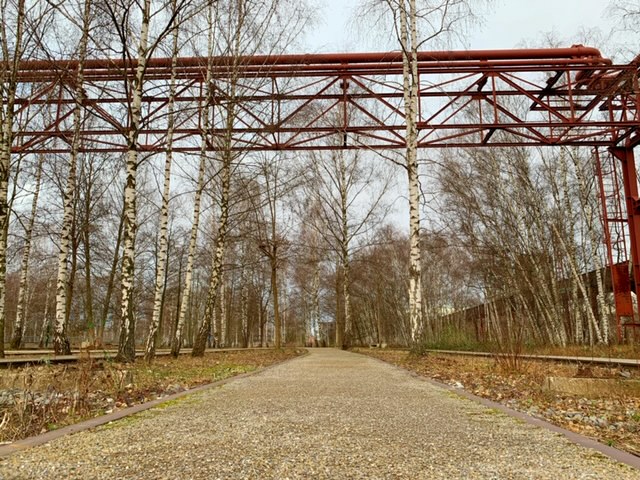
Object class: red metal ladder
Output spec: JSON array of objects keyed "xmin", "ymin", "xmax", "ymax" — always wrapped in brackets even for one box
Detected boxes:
[{"xmin": 595, "ymin": 148, "xmax": 639, "ymax": 341}]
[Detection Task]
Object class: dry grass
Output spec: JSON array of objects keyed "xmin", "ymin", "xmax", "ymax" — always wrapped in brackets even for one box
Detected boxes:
[
  {"xmin": 0, "ymin": 348, "xmax": 303, "ymax": 443},
  {"xmin": 358, "ymin": 348, "xmax": 640, "ymax": 456}
]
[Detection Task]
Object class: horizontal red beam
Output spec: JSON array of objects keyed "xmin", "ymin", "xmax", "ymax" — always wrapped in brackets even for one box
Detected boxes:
[
  {"xmin": 14, "ymin": 47, "xmax": 614, "ymax": 82},
  {"xmin": 17, "ymin": 46, "xmax": 607, "ymax": 70}
]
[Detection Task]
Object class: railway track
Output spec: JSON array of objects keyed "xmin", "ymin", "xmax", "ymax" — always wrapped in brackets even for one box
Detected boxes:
[
  {"xmin": 0, "ymin": 348, "xmax": 265, "ymax": 367},
  {"xmin": 424, "ymin": 349, "xmax": 640, "ymax": 369},
  {"xmin": 3, "ymin": 346, "xmax": 639, "ymax": 369}
]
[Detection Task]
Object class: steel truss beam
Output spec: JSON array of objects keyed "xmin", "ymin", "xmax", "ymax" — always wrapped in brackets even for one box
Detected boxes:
[{"xmin": 9, "ymin": 46, "xmax": 640, "ymax": 154}]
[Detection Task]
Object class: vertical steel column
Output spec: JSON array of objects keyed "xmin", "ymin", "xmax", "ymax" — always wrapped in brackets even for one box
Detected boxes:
[{"xmin": 611, "ymin": 147, "xmax": 640, "ymax": 325}]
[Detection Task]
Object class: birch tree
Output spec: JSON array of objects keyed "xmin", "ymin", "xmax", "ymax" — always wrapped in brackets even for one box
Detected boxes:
[
  {"xmin": 251, "ymin": 154, "xmax": 302, "ymax": 349},
  {"xmin": 170, "ymin": 0, "xmax": 218, "ymax": 357},
  {"xmin": 96, "ymin": 0, "xmax": 194, "ymax": 362},
  {"xmin": 191, "ymin": 133, "xmax": 233, "ymax": 356},
  {"xmin": 258, "ymin": 161, "xmax": 284, "ymax": 349},
  {"xmin": 144, "ymin": 0, "xmax": 181, "ymax": 363},
  {"xmin": 362, "ymin": 0, "xmax": 487, "ymax": 343},
  {"xmin": 305, "ymin": 147, "xmax": 394, "ymax": 348},
  {"xmin": 51, "ymin": 0, "xmax": 92, "ymax": 355},
  {"xmin": 0, "ymin": 0, "xmax": 27, "ymax": 357},
  {"xmin": 190, "ymin": 0, "xmax": 312, "ymax": 356},
  {"xmin": 0, "ymin": 0, "xmax": 54, "ymax": 356},
  {"xmin": 9, "ymin": 154, "xmax": 43, "ymax": 348}
]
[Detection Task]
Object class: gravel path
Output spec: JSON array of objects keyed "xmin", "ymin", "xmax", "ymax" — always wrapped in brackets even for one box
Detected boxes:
[{"xmin": 1, "ymin": 349, "xmax": 638, "ymax": 479}]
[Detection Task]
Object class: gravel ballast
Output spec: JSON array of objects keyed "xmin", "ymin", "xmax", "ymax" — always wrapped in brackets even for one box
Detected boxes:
[{"xmin": 1, "ymin": 349, "xmax": 638, "ymax": 479}]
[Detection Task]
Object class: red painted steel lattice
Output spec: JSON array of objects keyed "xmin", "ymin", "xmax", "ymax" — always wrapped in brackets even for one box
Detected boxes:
[{"xmin": 10, "ymin": 46, "xmax": 640, "ymax": 154}]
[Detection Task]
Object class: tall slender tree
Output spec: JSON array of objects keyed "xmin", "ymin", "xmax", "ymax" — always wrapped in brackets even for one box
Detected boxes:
[
  {"xmin": 362, "ymin": 0, "xmax": 488, "ymax": 342},
  {"xmin": 10, "ymin": 154, "xmax": 44, "ymax": 348},
  {"xmin": 96, "ymin": 0, "xmax": 194, "ymax": 362},
  {"xmin": 145, "ymin": 0, "xmax": 181, "ymax": 362}
]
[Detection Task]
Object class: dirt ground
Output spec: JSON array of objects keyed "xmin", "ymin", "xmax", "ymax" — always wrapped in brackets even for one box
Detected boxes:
[
  {"xmin": 357, "ymin": 348, "xmax": 640, "ymax": 457},
  {"xmin": 0, "ymin": 348, "xmax": 303, "ymax": 443}
]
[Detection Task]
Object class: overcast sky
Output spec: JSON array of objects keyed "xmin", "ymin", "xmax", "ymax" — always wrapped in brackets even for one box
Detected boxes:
[{"xmin": 304, "ymin": 0, "xmax": 623, "ymax": 58}]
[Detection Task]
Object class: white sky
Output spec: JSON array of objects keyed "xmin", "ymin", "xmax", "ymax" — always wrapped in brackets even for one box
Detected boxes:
[{"xmin": 305, "ymin": 0, "xmax": 620, "ymax": 57}]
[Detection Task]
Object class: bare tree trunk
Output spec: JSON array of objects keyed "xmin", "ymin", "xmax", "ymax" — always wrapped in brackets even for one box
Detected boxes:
[
  {"xmin": 335, "ymin": 261, "xmax": 343, "ymax": 348},
  {"xmin": 570, "ymin": 149, "xmax": 609, "ymax": 343},
  {"xmin": 311, "ymin": 258, "xmax": 320, "ymax": 346},
  {"xmin": 82, "ymin": 162, "xmax": 95, "ymax": 344},
  {"xmin": 339, "ymin": 152, "xmax": 352, "ymax": 348},
  {"xmin": 54, "ymin": 126, "xmax": 78, "ymax": 355},
  {"xmin": 171, "ymin": 0, "xmax": 216, "ymax": 355},
  {"xmin": 54, "ymin": 0, "xmax": 91, "ymax": 355},
  {"xmin": 220, "ymin": 276, "xmax": 227, "ymax": 347},
  {"xmin": 214, "ymin": 273, "xmax": 223, "ymax": 348},
  {"xmin": 192, "ymin": 153, "xmax": 232, "ymax": 357},
  {"xmin": 10, "ymin": 154, "xmax": 44, "ymax": 348},
  {"xmin": 401, "ymin": 0, "xmax": 423, "ymax": 343},
  {"xmin": 145, "ymin": 6, "xmax": 178, "ymax": 362},
  {"xmin": 0, "ymin": 0, "xmax": 27, "ymax": 358},
  {"xmin": 116, "ymin": 0, "xmax": 151, "ymax": 363},
  {"xmin": 38, "ymin": 276, "xmax": 54, "ymax": 348},
  {"xmin": 240, "ymin": 267, "xmax": 248, "ymax": 348},
  {"xmin": 171, "ymin": 143, "xmax": 206, "ymax": 356},
  {"xmin": 270, "ymin": 255, "xmax": 280, "ymax": 348},
  {"xmin": 97, "ymin": 198, "xmax": 125, "ymax": 346}
]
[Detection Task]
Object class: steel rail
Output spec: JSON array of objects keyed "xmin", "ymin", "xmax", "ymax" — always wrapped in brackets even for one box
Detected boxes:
[
  {"xmin": 0, "ymin": 348, "xmax": 266, "ymax": 368},
  {"xmin": 423, "ymin": 349, "xmax": 640, "ymax": 368}
]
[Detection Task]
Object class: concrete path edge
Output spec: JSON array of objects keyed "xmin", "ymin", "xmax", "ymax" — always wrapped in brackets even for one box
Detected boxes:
[
  {"xmin": 357, "ymin": 351, "xmax": 640, "ymax": 471},
  {"xmin": 0, "ymin": 349, "xmax": 308, "ymax": 458}
]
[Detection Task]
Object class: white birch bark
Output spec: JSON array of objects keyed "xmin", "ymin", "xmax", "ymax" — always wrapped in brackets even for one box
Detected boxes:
[
  {"xmin": 219, "ymin": 277, "xmax": 227, "ymax": 347},
  {"xmin": 192, "ymin": 151, "xmax": 232, "ymax": 356},
  {"xmin": 0, "ymin": 0, "xmax": 27, "ymax": 358},
  {"xmin": 401, "ymin": 0, "xmax": 423, "ymax": 343},
  {"xmin": 171, "ymin": 0, "xmax": 216, "ymax": 356},
  {"xmin": 54, "ymin": 0, "xmax": 91, "ymax": 355},
  {"xmin": 311, "ymin": 248, "xmax": 320, "ymax": 346},
  {"xmin": 170, "ymin": 146, "xmax": 207, "ymax": 356},
  {"xmin": 116, "ymin": 0, "xmax": 151, "ymax": 362},
  {"xmin": 192, "ymin": 0, "xmax": 239, "ymax": 356},
  {"xmin": 10, "ymin": 154, "xmax": 44, "ymax": 349},
  {"xmin": 570, "ymin": 150, "xmax": 608, "ymax": 343},
  {"xmin": 145, "ymin": 5, "xmax": 179, "ymax": 362}
]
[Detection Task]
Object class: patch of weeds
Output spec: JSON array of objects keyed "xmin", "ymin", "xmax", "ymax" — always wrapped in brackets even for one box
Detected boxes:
[
  {"xmin": 98, "ymin": 415, "xmax": 144, "ymax": 431},
  {"xmin": 467, "ymin": 408, "xmax": 502, "ymax": 418},
  {"xmin": 409, "ymin": 344, "xmax": 432, "ymax": 357},
  {"xmin": 153, "ymin": 395, "xmax": 199, "ymax": 410},
  {"xmin": 444, "ymin": 390, "xmax": 465, "ymax": 400}
]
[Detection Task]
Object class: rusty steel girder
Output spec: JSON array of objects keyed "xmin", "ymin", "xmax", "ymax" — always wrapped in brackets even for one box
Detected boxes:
[{"xmin": 8, "ymin": 46, "xmax": 640, "ymax": 154}]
